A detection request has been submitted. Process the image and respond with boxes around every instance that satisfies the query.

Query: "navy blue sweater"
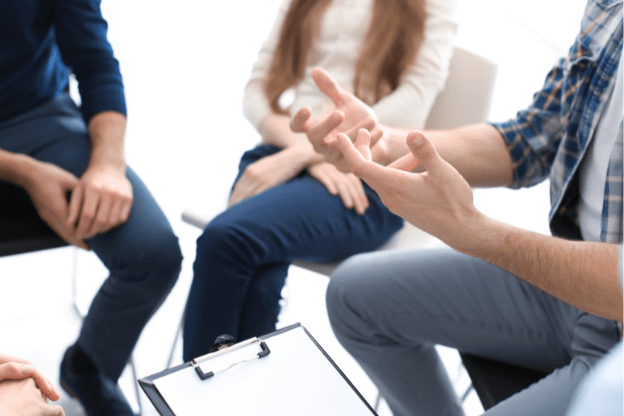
[0,0,126,123]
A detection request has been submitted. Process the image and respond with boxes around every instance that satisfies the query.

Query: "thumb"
[406,131,443,175]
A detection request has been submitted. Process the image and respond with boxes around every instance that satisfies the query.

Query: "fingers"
[290,107,312,133]
[309,165,338,195]
[405,131,443,175]
[40,403,65,416]
[353,128,373,162]
[0,363,59,400]
[388,152,421,172]
[74,187,99,238]
[336,132,366,174]
[311,67,344,106]
[307,111,344,147]
[347,175,369,215]
[66,184,84,231]
[86,193,113,238]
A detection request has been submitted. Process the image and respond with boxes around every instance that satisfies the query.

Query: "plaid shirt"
[492,0,623,244]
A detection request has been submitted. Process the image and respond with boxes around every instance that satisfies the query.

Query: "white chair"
[168,47,497,372]
[180,46,498,276]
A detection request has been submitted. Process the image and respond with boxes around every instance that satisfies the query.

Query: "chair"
[0,181,143,415]
[179,47,547,409]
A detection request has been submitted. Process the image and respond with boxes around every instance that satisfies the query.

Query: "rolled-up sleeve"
[371,0,458,129]
[55,0,126,123]
[491,57,567,189]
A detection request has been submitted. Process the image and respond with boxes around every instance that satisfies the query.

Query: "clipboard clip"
[191,337,271,381]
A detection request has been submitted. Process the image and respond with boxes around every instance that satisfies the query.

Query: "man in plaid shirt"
[291,0,623,414]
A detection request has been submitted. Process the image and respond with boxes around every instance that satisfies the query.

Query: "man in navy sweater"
[0,1,183,415]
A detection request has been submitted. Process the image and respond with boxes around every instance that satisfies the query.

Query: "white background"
[1,0,587,414]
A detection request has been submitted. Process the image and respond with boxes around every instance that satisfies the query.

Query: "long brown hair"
[264,0,427,114]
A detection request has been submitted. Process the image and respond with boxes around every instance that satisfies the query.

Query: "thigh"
[329,248,580,372]
[0,94,178,270]
[212,171,403,265]
[0,93,90,177]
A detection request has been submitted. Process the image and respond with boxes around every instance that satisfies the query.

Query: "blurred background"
[1,0,587,414]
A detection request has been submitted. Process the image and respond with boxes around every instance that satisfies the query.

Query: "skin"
[0,355,59,401]
[0,111,133,249]
[0,355,63,416]
[228,112,369,215]
[0,378,64,416]
[293,67,623,322]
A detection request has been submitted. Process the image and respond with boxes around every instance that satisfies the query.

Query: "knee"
[195,218,255,270]
[134,230,183,290]
[326,255,371,338]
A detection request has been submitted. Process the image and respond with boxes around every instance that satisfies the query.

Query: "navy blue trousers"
[0,94,183,381]
[182,144,403,361]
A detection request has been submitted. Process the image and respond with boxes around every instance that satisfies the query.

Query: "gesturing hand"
[290,67,388,172]
[0,355,59,402]
[22,161,88,250]
[0,378,64,416]
[228,147,307,207]
[67,164,133,239]
[308,162,369,215]
[337,129,481,250]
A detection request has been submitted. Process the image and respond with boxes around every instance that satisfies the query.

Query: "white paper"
[153,327,374,416]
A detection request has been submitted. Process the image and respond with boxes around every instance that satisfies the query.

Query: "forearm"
[260,114,323,167]
[0,150,36,187]
[458,215,623,321]
[87,111,127,172]
[380,124,513,187]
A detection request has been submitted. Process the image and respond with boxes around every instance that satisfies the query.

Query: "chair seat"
[460,353,549,410]
[0,181,66,257]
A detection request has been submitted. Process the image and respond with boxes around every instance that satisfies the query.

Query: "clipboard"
[138,323,378,415]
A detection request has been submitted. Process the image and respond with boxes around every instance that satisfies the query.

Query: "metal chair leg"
[166,312,185,369]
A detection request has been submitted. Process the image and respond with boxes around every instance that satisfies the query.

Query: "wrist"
[9,154,39,189]
[289,142,323,169]
[450,212,505,260]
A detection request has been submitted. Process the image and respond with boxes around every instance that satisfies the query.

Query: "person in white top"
[182,0,457,361]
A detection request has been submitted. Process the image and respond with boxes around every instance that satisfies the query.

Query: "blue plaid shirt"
[492,0,623,244]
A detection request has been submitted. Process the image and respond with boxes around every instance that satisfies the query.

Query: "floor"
[0,0,587,414]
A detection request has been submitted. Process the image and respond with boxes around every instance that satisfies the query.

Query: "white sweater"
[243,0,458,131]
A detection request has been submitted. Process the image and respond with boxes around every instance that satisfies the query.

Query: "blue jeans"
[326,248,618,416]
[182,144,403,361]
[0,93,183,381]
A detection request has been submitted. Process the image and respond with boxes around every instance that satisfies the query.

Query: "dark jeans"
[0,93,183,381]
[182,144,403,361]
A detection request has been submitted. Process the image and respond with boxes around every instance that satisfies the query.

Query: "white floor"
[0,0,587,415]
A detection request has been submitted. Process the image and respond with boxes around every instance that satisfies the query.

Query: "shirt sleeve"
[490,55,567,189]
[55,0,126,123]
[242,0,292,131]
[371,0,458,129]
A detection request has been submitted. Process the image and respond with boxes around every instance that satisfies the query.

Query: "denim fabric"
[182,144,403,361]
[0,93,182,381]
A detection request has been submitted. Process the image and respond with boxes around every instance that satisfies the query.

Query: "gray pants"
[326,248,618,416]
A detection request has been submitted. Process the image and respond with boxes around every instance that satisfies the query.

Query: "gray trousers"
[326,248,618,416]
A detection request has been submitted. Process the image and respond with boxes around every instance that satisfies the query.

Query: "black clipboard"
[138,323,378,415]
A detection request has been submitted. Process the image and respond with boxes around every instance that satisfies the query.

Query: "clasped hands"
[22,159,133,250]
[290,67,482,251]
[0,354,64,416]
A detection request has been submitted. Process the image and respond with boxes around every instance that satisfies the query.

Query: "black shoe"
[59,348,135,416]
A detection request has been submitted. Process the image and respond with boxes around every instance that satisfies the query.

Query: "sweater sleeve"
[242,0,292,131]
[54,0,126,123]
[371,0,458,129]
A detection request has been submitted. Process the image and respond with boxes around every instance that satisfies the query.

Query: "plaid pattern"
[492,0,623,244]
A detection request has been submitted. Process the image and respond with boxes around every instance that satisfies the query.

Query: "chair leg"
[166,312,185,369]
